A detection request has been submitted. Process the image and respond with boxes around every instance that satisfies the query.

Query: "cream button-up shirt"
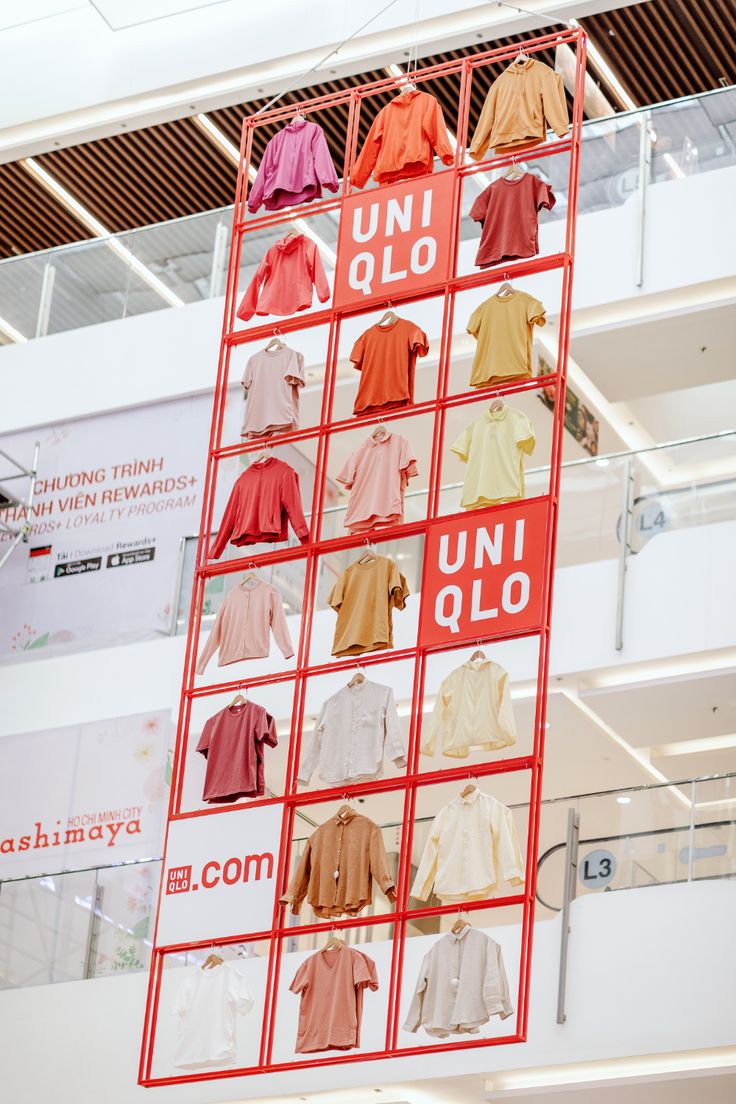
[298,679,407,787]
[411,789,525,903]
[403,925,513,1037]
[421,657,516,758]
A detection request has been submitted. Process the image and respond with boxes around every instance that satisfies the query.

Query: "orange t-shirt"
[350,317,429,415]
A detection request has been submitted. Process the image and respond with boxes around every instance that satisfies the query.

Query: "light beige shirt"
[421,657,516,758]
[195,579,294,674]
[403,925,513,1037]
[411,789,525,903]
[298,679,407,786]
[451,405,535,509]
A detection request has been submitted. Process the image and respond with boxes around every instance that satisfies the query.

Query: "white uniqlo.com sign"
[155,804,282,946]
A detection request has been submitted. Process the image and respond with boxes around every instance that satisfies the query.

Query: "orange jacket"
[352,89,454,188]
[469,57,569,159]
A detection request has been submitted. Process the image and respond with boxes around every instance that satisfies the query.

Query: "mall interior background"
[0,1,735,1102]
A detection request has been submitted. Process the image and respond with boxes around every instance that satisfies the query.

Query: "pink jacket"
[247,119,339,213]
[236,233,331,321]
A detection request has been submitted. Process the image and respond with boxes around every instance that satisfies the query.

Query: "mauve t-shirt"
[196,701,277,803]
[470,173,555,268]
[290,945,378,1053]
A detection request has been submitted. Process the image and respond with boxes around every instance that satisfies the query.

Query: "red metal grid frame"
[139,26,587,1086]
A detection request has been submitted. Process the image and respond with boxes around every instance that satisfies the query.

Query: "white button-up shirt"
[421,657,516,758]
[403,925,513,1037]
[411,789,525,902]
[297,679,407,787]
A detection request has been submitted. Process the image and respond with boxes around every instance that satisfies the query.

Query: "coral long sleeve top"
[352,89,454,188]
[211,456,310,558]
[236,233,330,321]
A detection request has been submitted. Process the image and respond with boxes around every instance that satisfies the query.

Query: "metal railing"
[2,771,733,988]
[0,85,733,345]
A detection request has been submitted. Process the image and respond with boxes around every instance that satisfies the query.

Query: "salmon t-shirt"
[467,290,545,388]
[290,945,378,1053]
[350,317,428,415]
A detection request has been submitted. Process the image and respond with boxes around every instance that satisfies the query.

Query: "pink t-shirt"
[195,700,277,802]
[290,945,378,1053]
[336,431,418,534]
[241,346,305,438]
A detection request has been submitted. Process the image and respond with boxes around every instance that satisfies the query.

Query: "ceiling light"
[650,733,736,759]
[21,158,185,310]
[0,315,27,344]
[595,457,610,467]
[194,113,241,166]
[616,795,631,804]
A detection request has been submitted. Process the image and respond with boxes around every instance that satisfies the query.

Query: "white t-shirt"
[172,962,254,1068]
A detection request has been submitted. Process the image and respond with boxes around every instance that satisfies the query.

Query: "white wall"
[3,165,735,437]
[1,881,733,1103]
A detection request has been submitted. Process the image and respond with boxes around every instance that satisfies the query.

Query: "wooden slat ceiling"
[0,0,734,260]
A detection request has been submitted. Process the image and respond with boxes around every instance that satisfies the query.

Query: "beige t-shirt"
[450,406,535,509]
[467,290,545,387]
[327,554,409,657]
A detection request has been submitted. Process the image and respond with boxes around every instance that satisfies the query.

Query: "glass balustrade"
[0,87,733,345]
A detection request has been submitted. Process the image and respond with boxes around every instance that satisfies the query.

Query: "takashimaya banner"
[0,393,240,659]
[0,709,173,878]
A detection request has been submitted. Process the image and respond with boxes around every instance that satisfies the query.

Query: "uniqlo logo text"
[166,865,192,894]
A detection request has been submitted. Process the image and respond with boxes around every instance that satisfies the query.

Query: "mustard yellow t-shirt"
[327,554,409,657]
[466,290,546,388]
[450,406,535,509]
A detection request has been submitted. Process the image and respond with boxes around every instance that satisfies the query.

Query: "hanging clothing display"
[469,56,569,159]
[290,944,378,1053]
[236,233,330,321]
[336,431,418,534]
[172,962,254,1068]
[298,679,406,787]
[240,346,305,439]
[195,579,294,673]
[247,118,339,213]
[328,554,409,657]
[352,88,454,188]
[411,787,525,903]
[196,699,277,802]
[281,806,396,918]
[467,290,546,388]
[350,316,429,415]
[470,174,555,268]
[421,656,516,758]
[210,456,309,557]
[403,925,513,1037]
[450,405,535,509]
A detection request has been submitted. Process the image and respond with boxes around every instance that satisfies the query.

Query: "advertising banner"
[0,709,172,878]
[156,805,282,946]
[0,394,239,660]
[333,171,455,308]
[419,500,548,648]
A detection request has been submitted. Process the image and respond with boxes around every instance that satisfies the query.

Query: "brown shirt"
[290,945,378,1053]
[328,554,409,658]
[350,317,428,416]
[281,808,396,918]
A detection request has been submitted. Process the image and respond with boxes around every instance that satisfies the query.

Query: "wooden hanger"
[469,646,487,663]
[292,108,306,123]
[377,303,398,327]
[265,328,285,352]
[489,394,505,413]
[336,793,354,818]
[515,46,530,64]
[230,683,247,708]
[357,540,377,565]
[504,157,525,181]
[201,947,224,970]
[451,910,470,935]
[253,445,271,463]
[460,776,478,799]
[324,927,345,950]
[372,422,389,441]
[497,273,515,298]
[241,562,259,587]
[282,228,299,240]
[348,664,366,688]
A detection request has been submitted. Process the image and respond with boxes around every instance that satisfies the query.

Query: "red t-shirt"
[469,173,555,268]
[196,701,277,802]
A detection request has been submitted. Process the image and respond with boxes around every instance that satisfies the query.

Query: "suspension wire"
[493,0,575,29]
[255,0,404,114]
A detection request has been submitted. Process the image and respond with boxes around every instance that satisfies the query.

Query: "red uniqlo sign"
[419,500,548,648]
[333,171,455,308]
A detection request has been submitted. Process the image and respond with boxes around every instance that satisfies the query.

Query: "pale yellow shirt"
[451,405,535,509]
[467,290,545,387]
[421,657,516,758]
[411,789,525,903]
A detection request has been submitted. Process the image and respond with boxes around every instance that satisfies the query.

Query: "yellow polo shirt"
[450,406,535,509]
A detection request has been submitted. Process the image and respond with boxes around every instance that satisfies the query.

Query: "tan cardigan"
[469,57,569,159]
[281,808,396,918]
